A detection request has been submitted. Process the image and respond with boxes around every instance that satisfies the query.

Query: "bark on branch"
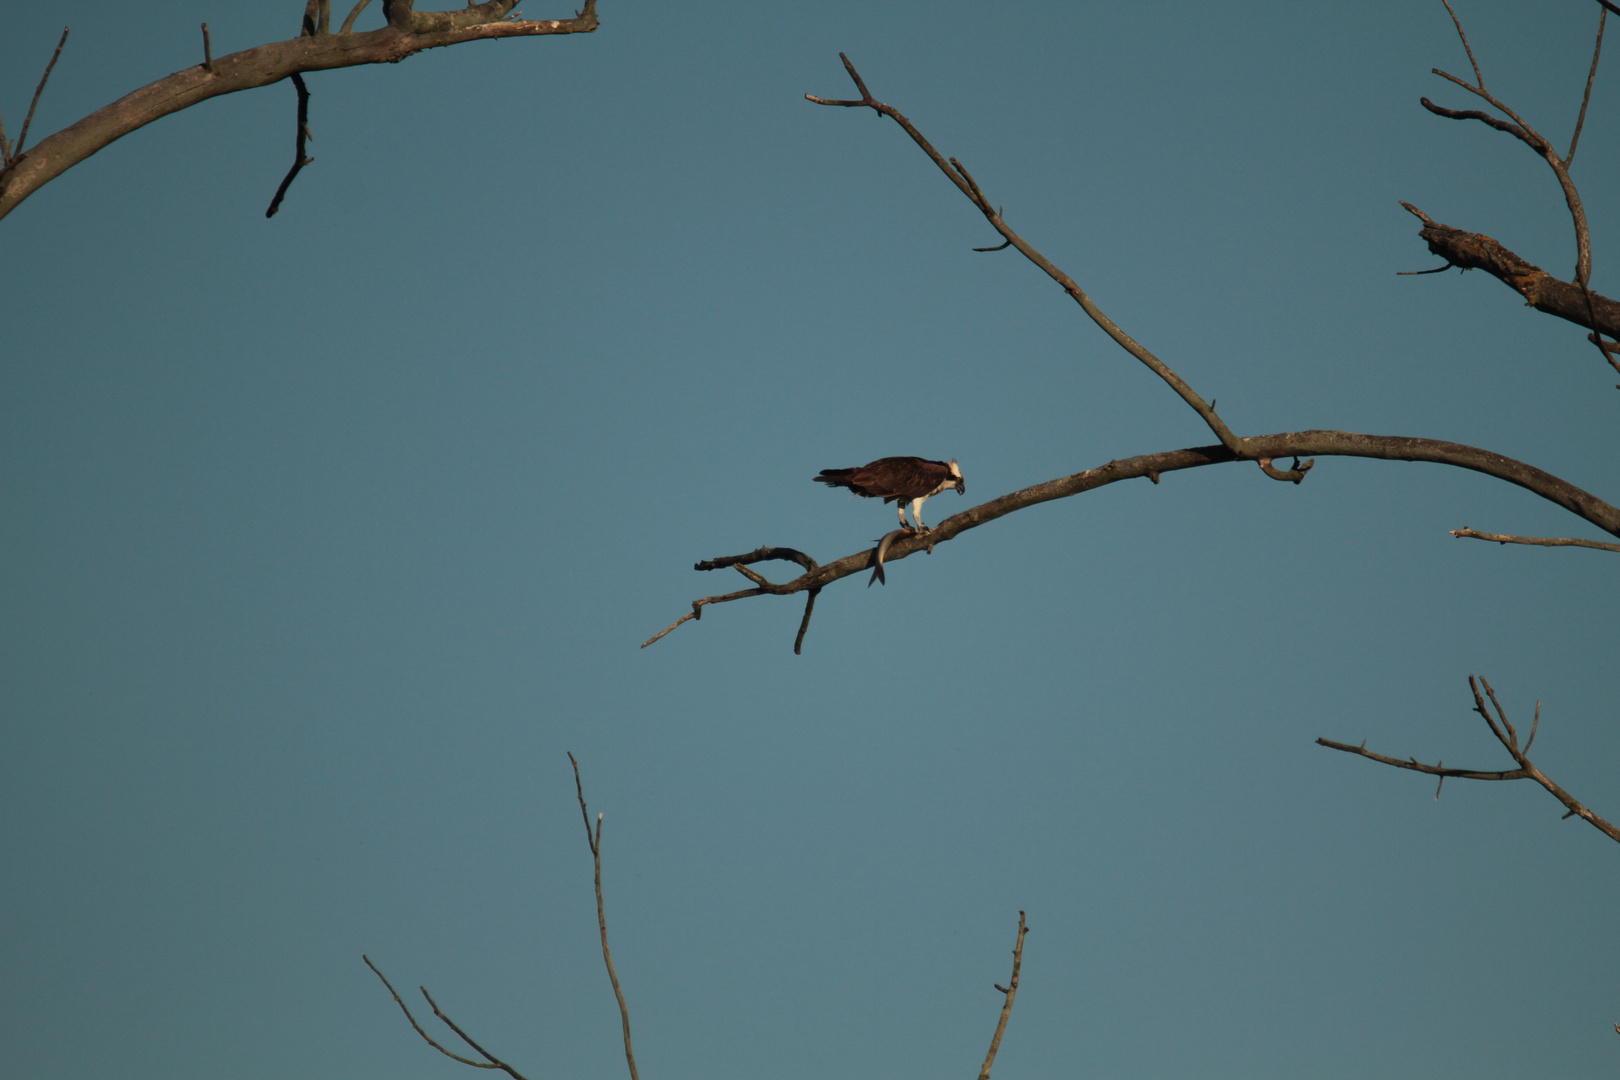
[1401,203,1620,340]
[0,0,599,222]
[646,431,1620,652]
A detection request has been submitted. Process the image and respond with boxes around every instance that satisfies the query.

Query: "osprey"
[813,456,965,531]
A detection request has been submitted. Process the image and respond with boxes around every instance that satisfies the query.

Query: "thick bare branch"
[0,2,599,222]
[977,912,1027,1080]
[1318,677,1620,846]
[1400,203,1620,341]
[568,753,640,1080]
[807,55,1245,457]
[1450,527,1620,553]
[648,431,1620,651]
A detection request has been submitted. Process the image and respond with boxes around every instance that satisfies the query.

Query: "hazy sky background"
[4,2,1618,1078]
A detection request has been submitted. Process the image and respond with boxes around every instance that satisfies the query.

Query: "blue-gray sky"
[4,2,1618,1077]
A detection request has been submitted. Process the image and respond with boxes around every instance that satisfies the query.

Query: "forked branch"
[1318,676,1620,845]
[366,754,642,1079]
[364,955,532,1078]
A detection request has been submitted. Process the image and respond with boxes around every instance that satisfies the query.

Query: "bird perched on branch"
[813,456,965,531]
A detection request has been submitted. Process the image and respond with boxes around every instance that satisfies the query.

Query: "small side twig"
[569,753,641,1080]
[793,586,822,655]
[1397,262,1454,276]
[363,955,531,1078]
[1317,676,1620,845]
[977,912,1028,1080]
[13,26,71,162]
[1257,456,1314,484]
[1440,0,1485,87]
[265,73,314,218]
[201,23,216,74]
[1450,526,1620,553]
[340,0,375,35]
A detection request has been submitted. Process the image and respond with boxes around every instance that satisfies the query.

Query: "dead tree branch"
[363,955,532,1078]
[366,755,641,1079]
[1318,676,1620,845]
[0,1,600,222]
[1450,526,1620,553]
[977,912,1028,1080]
[807,55,1251,463]
[569,753,641,1080]
[1,26,71,170]
[647,431,1620,652]
[1411,4,1619,376]
[1399,203,1620,341]
[265,73,314,217]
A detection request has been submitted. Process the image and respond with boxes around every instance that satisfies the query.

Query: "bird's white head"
[948,459,965,495]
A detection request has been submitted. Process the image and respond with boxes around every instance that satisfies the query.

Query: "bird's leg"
[909,496,930,532]
[896,503,912,530]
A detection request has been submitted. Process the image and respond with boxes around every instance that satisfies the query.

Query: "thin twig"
[1450,526,1620,552]
[568,754,641,1080]
[977,912,1028,1080]
[1568,5,1606,165]
[421,987,520,1073]
[1441,0,1485,88]
[201,24,216,74]
[1318,676,1620,845]
[265,73,314,218]
[807,54,1244,457]
[793,586,821,654]
[15,27,70,160]
[362,955,527,1076]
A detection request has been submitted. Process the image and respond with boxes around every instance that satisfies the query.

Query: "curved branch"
[647,431,1620,650]
[0,1,599,222]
